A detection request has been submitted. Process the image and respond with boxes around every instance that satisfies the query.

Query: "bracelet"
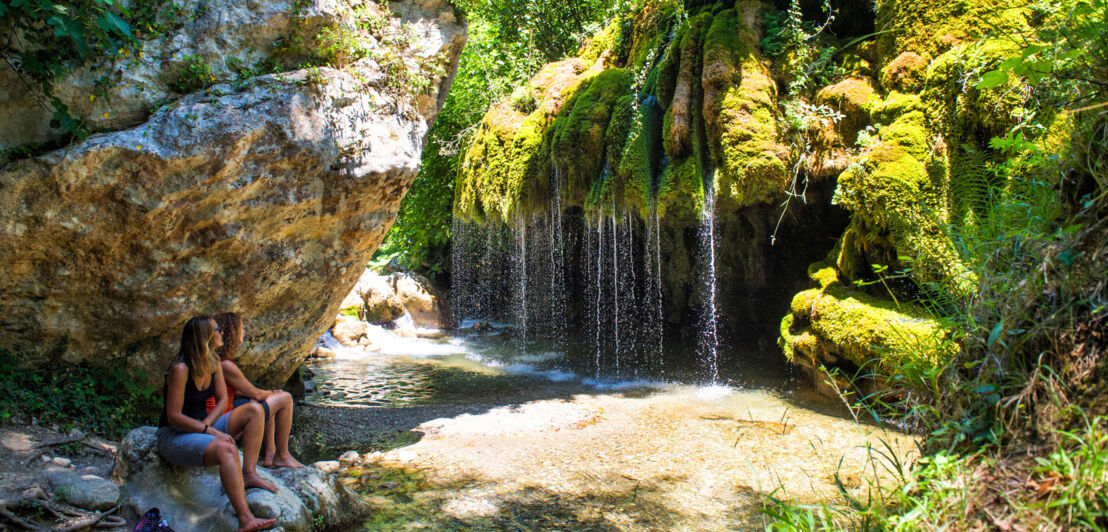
[202,424,210,434]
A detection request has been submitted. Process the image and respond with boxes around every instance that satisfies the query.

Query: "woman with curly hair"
[157,316,277,532]
[208,312,303,469]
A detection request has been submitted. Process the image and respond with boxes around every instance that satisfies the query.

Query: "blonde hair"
[176,315,218,379]
[213,312,243,361]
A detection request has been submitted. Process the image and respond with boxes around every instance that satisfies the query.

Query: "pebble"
[52,457,72,467]
[378,481,399,490]
[312,460,341,474]
[338,450,359,465]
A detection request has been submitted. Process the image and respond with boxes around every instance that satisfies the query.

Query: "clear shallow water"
[304,321,820,410]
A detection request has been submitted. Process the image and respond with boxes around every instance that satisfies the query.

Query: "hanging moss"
[549,68,635,209]
[815,77,880,146]
[454,102,528,222]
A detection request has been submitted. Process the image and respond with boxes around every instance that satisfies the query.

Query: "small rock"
[45,470,119,511]
[311,346,336,359]
[52,457,72,467]
[338,451,359,466]
[313,461,341,474]
[41,454,52,463]
[338,477,359,487]
[378,481,399,490]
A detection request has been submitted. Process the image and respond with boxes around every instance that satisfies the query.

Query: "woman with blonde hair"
[209,312,303,469]
[157,316,278,532]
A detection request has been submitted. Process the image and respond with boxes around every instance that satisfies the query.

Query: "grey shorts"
[156,412,231,467]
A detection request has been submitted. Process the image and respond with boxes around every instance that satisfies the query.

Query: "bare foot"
[243,473,279,493]
[237,516,277,532]
[262,451,276,468]
[271,454,305,469]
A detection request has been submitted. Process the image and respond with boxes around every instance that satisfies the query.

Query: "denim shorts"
[155,412,231,467]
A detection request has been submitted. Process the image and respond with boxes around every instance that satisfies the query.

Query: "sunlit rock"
[0,0,466,386]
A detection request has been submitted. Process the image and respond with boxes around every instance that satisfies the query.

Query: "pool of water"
[303,320,822,410]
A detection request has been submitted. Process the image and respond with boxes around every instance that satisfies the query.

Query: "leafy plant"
[1,0,141,142]
[167,54,214,94]
[0,351,157,437]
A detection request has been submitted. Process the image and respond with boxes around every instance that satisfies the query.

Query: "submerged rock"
[114,427,368,531]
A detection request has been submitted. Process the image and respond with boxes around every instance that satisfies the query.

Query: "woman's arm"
[205,363,229,425]
[221,359,272,401]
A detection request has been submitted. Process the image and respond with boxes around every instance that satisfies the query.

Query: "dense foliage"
[376,0,633,275]
[0,352,157,437]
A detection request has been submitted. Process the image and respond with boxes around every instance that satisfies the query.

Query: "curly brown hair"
[213,312,243,361]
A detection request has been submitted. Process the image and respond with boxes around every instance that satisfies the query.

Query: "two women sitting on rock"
[157,314,302,532]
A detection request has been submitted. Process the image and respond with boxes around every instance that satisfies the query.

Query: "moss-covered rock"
[875,0,1030,66]
[780,262,958,375]
[880,51,927,92]
[815,77,880,146]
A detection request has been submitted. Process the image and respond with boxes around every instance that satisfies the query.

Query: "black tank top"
[158,368,216,427]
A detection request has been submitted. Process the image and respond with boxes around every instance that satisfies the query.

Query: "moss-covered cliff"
[451,0,1069,388]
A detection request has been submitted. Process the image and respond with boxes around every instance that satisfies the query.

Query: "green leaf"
[987,321,1004,347]
[97,11,134,41]
[975,70,1008,89]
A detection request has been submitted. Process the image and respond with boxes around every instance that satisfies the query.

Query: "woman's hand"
[209,428,235,444]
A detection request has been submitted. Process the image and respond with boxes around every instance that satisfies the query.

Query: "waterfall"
[697,187,721,382]
[449,191,673,381]
[514,216,529,347]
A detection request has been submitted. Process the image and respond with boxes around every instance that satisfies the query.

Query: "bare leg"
[264,391,303,468]
[262,401,276,467]
[203,439,276,532]
[227,402,278,492]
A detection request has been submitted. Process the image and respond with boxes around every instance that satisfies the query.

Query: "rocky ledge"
[114,427,369,531]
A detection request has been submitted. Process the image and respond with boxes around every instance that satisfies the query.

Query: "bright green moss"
[869,91,925,125]
[550,68,634,208]
[875,0,1031,65]
[815,77,880,145]
[339,305,361,318]
[579,17,626,67]
[656,156,704,222]
[783,285,958,370]
[878,110,930,158]
[807,262,841,289]
[454,102,527,222]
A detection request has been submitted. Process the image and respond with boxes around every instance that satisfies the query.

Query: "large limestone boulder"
[0,0,466,386]
[114,427,368,531]
[331,316,368,347]
[388,272,450,329]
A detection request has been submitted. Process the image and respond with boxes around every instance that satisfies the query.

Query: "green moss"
[783,285,958,370]
[579,17,626,67]
[550,68,634,208]
[815,77,880,146]
[880,51,927,92]
[339,306,361,318]
[869,91,925,125]
[656,156,705,222]
[807,262,841,289]
[875,0,1031,66]
[454,102,527,222]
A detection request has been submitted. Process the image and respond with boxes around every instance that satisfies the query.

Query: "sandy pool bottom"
[342,385,916,530]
